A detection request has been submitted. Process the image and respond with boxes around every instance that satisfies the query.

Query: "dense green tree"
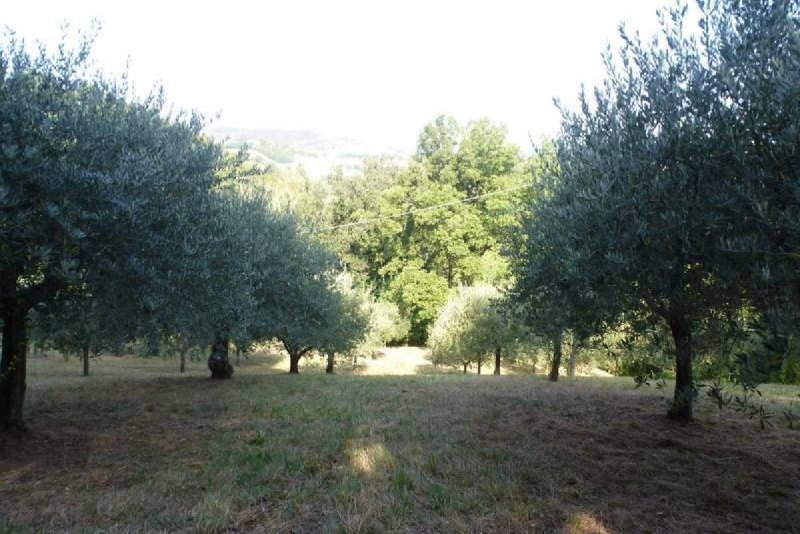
[316,158,402,280]
[361,299,409,350]
[321,273,375,373]
[705,0,800,326]
[508,143,602,382]
[320,117,528,343]
[388,262,450,344]
[325,292,411,373]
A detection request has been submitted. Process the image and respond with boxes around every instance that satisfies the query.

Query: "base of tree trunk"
[667,403,693,421]
[208,356,234,379]
[667,311,694,421]
[1,308,29,428]
[0,420,28,433]
[208,335,233,379]
[667,385,694,421]
[289,355,300,374]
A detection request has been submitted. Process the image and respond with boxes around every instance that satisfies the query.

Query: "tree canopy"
[0,31,224,425]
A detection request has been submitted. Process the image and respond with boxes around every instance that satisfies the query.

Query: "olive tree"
[430,285,530,375]
[158,186,271,378]
[0,31,222,427]
[29,281,133,376]
[509,143,604,382]
[254,229,368,374]
[708,0,800,331]
[321,273,372,374]
[511,0,799,420]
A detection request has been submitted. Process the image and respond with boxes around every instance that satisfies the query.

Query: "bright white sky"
[3,0,665,152]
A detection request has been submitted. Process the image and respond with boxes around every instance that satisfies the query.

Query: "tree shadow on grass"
[0,373,249,530]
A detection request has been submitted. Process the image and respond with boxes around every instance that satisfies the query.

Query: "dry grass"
[1,353,799,533]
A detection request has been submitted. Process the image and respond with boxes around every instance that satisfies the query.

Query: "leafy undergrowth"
[1,355,799,533]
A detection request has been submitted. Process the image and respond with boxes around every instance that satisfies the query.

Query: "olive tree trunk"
[282,341,312,374]
[0,306,28,428]
[326,352,335,374]
[82,342,90,377]
[208,334,233,379]
[289,351,300,374]
[549,331,563,382]
[667,311,693,421]
[463,362,468,374]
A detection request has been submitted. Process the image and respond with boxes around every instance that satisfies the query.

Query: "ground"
[1,350,799,533]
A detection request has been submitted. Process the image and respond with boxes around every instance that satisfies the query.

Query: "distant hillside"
[206,127,409,180]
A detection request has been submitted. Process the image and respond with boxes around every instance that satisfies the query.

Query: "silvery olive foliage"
[0,29,224,424]
[0,28,367,423]
[510,0,800,420]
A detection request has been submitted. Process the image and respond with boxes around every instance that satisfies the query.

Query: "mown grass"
[1,353,799,533]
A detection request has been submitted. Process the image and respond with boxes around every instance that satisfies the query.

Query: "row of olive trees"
[0,31,369,428]
[509,0,800,421]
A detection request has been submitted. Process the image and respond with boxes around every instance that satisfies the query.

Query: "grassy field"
[1,352,799,533]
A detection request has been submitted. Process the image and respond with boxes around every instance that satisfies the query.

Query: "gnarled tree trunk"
[326,352,335,374]
[463,362,468,374]
[282,341,312,374]
[289,351,300,374]
[494,347,501,375]
[549,331,563,382]
[477,359,482,375]
[208,334,233,379]
[667,311,693,421]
